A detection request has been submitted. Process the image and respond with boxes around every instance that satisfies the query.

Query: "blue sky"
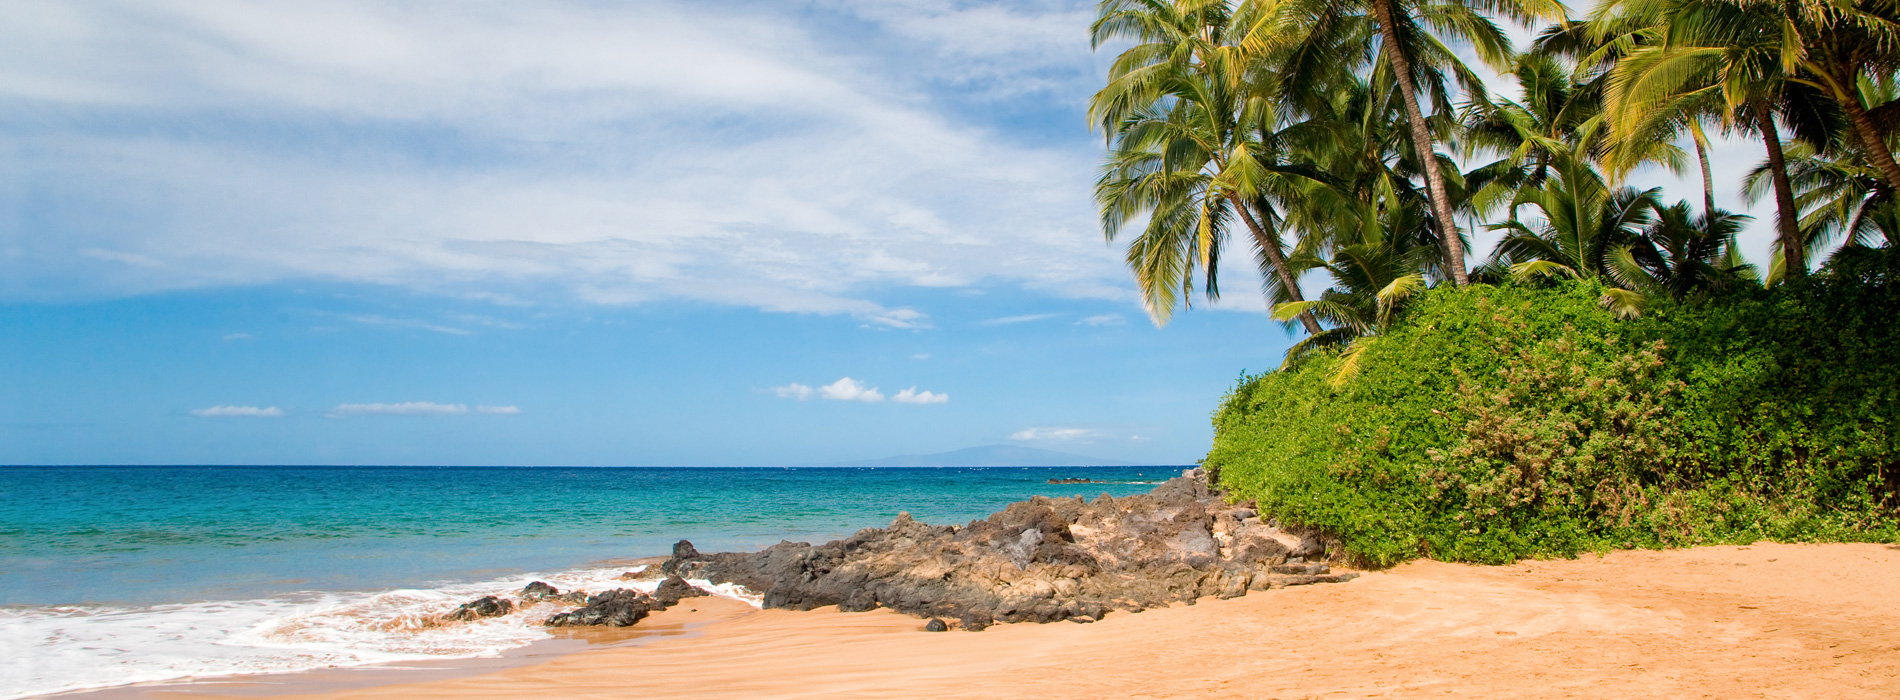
[0,0,1778,465]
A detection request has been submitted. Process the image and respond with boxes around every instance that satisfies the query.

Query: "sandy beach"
[109,541,1896,700]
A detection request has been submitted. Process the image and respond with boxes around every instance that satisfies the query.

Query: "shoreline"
[44,541,1900,699]
[47,597,761,700]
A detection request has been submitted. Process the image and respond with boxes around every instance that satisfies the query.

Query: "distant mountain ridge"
[809,444,1133,467]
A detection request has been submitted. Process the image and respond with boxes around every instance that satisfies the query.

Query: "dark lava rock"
[924,617,948,632]
[661,540,707,576]
[523,581,590,605]
[443,595,514,621]
[546,589,651,627]
[959,611,993,631]
[653,576,710,607]
[659,471,1354,630]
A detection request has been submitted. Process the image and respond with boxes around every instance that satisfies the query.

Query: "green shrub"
[1207,249,1900,566]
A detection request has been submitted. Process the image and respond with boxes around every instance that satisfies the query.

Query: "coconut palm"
[1744,143,1896,264]
[1243,0,1568,286]
[1605,200,1757,297]
[1533,15,1721,213]
[1485,145,1665,314]
[1270,209,1438,383]
[1602,16,1816,276]
[1091,0,1323,332]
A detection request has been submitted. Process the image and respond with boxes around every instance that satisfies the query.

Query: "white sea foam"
[0,566,758,700]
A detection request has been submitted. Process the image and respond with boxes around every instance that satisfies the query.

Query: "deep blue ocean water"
[0,465,1176,607]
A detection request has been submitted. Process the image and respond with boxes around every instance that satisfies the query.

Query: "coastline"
[48,596,760,700]
[57,541,1900,699]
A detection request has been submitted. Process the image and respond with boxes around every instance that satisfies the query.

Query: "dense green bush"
[1206,248,1900,566]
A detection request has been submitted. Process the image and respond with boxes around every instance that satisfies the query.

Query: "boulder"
[653,576,710,607]
[924,618,948,632]
[522,581,590,604]
[546,589,651,627]
[443,595,513,621]
[660,540,706,576]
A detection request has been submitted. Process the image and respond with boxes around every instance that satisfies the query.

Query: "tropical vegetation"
[1088,0,1900,563]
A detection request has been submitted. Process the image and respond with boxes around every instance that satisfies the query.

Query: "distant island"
[807,444,1136,468]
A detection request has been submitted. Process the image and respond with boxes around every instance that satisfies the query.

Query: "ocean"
[0,465,1176,699]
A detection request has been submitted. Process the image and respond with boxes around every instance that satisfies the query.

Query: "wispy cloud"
[329,401,518,416]
[191,405,283,417]
[818,377,884,403]
[892,387,948,404]
[865,308,932,330]
[0,0,1130,312]
[979,313,1059,326]
[774,383,815,400]
[1010,426,1096,441]
[222,332,255,341]
[339,314,472,336]
[1076,314,1125,326]
[332,402,468,416]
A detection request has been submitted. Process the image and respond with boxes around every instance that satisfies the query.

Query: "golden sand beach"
[115,542,1900,700]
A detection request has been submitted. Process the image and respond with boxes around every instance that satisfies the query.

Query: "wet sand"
[128,542,1900,699]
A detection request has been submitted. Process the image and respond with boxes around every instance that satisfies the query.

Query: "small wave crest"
[0,566,758,700]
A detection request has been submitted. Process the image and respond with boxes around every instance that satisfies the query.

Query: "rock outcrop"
[546,589,651,627]
[521,581,590,604]
[543,575,710,628]
[664,469,1354,630]
[441,595,514,621]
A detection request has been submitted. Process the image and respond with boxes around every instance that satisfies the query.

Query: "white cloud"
[774,383,814,400]
[1010,426,1096,441]
[0,0,1130,314]
[910,353,930,360]
[476,405,521,414]
[892,387,949,404]
[331,401,469,416]
[1076,314,1124,326]
[979,313,1059,326]
[817,377,884,402]
[864,308,932,330]
[191,405,283,417]
[339,313,471,335]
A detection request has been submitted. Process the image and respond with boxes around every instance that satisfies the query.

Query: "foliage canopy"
[1206,249,1900,566]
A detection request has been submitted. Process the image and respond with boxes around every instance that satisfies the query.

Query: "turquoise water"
[0,466,1173,607]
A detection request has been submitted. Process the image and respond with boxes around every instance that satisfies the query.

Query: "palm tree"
[1601,5,1818,276]
[1270,171,1440,379]
[1534,15,1721,213]
[1744,143,1896,264]
[1485,145,1664,313]
[1091,0,1323,332]
[1244,0,1568,285]
[1605,200,1757,297]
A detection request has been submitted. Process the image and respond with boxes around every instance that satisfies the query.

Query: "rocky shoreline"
[453,469,1355,631]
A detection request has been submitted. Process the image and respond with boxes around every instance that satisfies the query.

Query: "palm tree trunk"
[1760,117,1806,277]
[1229,194,1323,335]
[1688,119,1716,214]
[1370,0,1468,286]
[1838,94,1900,194]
